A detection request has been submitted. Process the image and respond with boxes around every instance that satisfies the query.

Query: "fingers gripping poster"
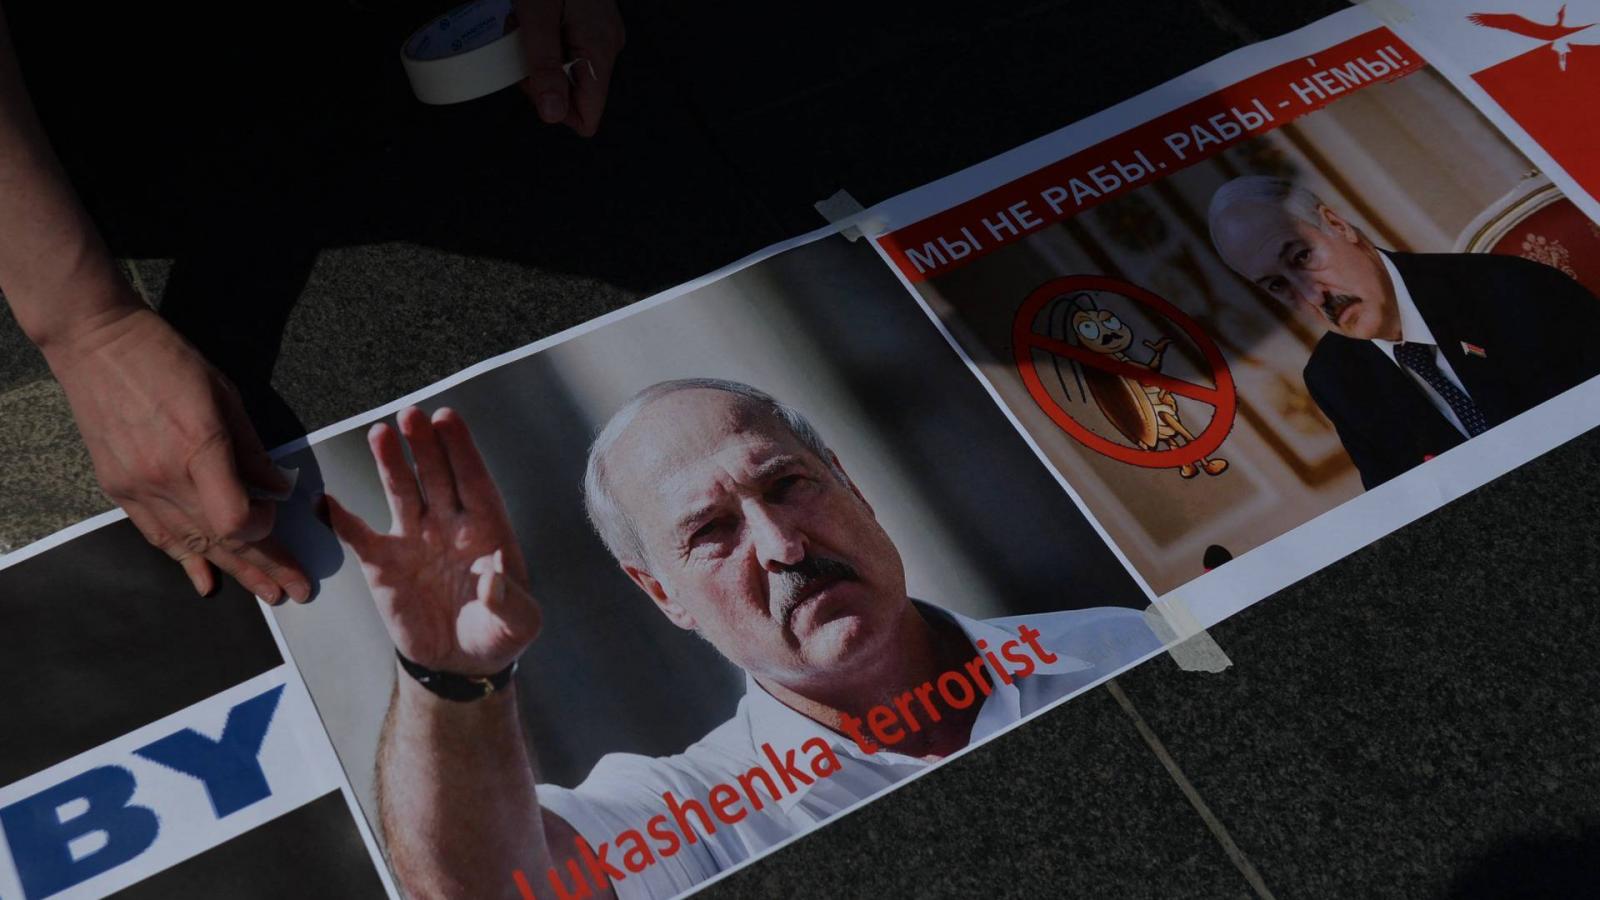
[3,6,1599,899]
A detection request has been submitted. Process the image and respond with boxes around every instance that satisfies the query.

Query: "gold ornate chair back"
[1454,173,1600,298]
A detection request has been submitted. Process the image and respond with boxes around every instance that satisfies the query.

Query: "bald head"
[582,378,911,686]
[1206,176,1400,341]
[1207,176,1332,272]
[583,379,842,566]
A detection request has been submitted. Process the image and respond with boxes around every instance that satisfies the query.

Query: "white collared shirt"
[537,602,1159,899]
[1371,253,1474,437]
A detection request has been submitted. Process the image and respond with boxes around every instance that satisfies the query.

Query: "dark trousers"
[9,2,435,446]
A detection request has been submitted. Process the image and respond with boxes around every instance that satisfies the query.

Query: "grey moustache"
[773,556,860,625]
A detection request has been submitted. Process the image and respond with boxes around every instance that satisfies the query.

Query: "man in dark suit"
[1207,176,1600,490]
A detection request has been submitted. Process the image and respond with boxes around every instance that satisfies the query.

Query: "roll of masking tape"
[401,0,528,105]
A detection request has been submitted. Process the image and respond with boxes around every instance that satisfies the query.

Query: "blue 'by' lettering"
[0,685,284,898]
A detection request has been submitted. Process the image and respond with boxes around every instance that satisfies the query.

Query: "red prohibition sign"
[1012,275,1236,468]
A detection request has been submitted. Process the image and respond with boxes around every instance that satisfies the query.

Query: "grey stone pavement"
[3,0,1598,896]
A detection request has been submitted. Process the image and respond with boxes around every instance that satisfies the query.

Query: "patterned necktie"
[1393,341,1488,437]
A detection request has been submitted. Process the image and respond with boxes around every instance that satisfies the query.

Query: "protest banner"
[3,6,1597,897]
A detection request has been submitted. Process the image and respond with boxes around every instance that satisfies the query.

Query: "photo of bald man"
[319,379,1159,900]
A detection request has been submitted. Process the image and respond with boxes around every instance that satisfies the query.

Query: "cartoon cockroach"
[1049,292,1228,479]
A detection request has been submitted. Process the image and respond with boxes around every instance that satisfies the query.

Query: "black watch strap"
[396,650,518,702]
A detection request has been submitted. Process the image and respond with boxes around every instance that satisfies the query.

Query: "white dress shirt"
[1371,253,1475,437]
[537,602,1160,899]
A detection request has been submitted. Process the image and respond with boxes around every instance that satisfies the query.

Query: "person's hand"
[44,306,308,602]
[514,0,625,137]
[320,406,542,677]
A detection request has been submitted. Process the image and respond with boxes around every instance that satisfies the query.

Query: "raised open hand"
[320,406,541,677]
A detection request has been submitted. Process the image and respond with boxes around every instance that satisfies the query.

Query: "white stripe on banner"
[0,667,343,900]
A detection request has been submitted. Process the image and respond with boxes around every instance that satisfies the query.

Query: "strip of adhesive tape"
[813,189,888,242]
[1143,599,1232,673]
[1359,0,1417,26]
[401,0,528,105]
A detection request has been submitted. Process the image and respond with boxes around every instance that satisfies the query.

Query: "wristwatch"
[396,650,518,702]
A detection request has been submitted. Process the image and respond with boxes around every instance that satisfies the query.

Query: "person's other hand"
[45,306,308,603]
[514,0,625,137]
[321,406,542,676]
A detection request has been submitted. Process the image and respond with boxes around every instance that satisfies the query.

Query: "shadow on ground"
[1447,820,1600,899]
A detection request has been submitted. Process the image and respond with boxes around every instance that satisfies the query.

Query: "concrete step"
[0,377,109,555]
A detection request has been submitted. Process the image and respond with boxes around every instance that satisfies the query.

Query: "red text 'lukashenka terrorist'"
[515,625,1061,899]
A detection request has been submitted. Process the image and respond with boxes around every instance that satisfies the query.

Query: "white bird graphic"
[1468,4,1600,70]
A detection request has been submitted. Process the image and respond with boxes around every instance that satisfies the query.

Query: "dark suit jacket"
[1304,251,1600,490]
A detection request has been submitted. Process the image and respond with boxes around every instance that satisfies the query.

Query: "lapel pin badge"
[1460,341,1488,359]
